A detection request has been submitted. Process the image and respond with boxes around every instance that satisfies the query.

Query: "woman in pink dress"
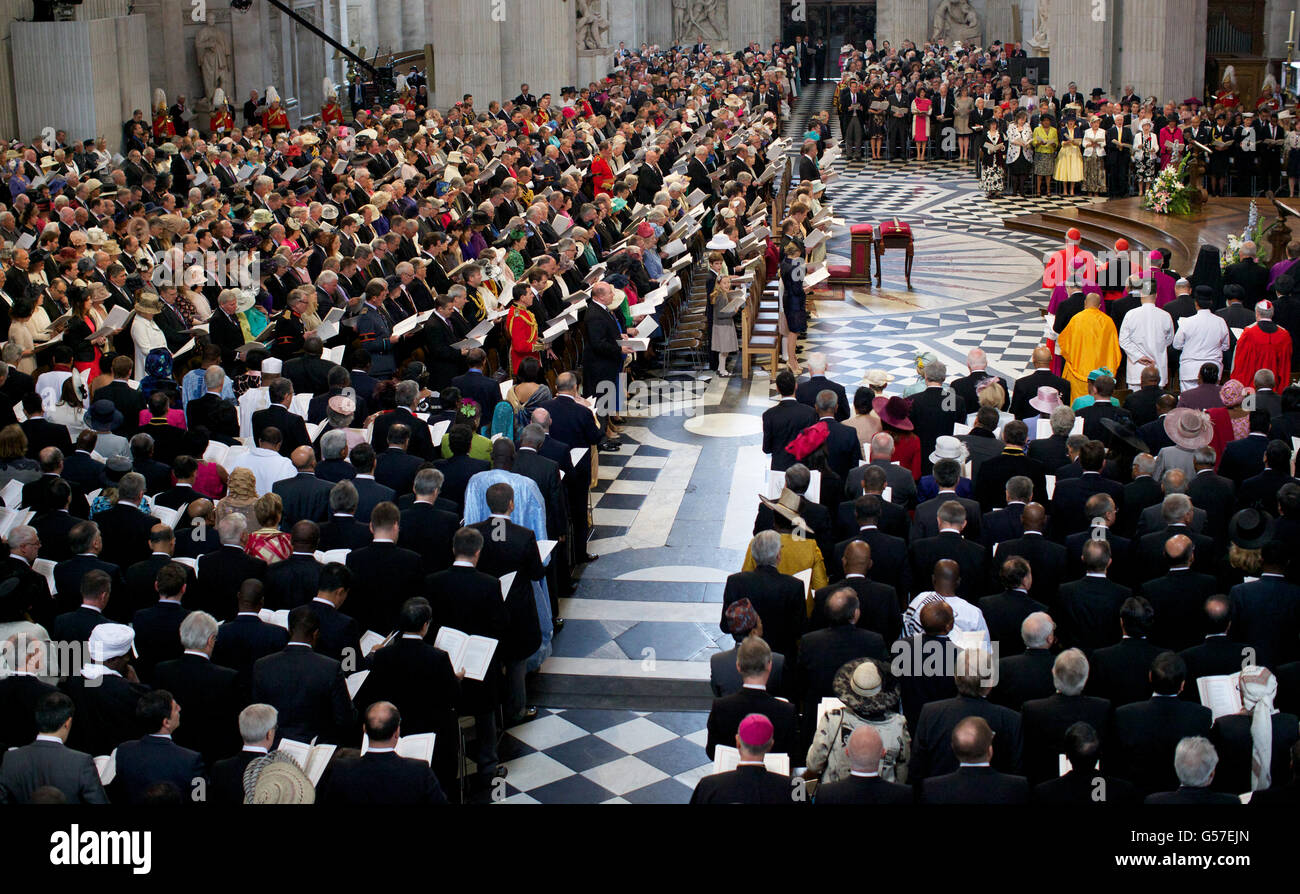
[1158,121,1184,169]
[911,88,933,161]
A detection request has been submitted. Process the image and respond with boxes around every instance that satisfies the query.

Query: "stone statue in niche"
[673,0,727,45]
[195,24,233,105]
[576,0,611,51]
[1027,0,1051,55]
[931,0,982,47]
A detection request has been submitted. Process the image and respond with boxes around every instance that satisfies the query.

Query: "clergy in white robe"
[1171,298,1231,391]
[1117,293,1175,387]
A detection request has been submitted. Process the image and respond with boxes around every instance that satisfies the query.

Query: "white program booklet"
[361,731,435,766]
[433,626,498,681]
[1197,673,1243,721]
[498,571,517,602]
[345,670,370,700]
[313,548,351,565]
[94,750,117,785]
[711,745,790,776]
[277,738,337,786]
[537,540,557,565]
[32,558,57,596]
[0,477,24,509]
[258,608,290,629]
[0,507,34,538]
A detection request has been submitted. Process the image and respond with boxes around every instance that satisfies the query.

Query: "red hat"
[1258,299,1273,312]
[785,421,829,461]
[1114,238,1129,252]
[738,714,774,747]
[873,395,914,430]
[1066,227,1081,242]
[635,222,655,238]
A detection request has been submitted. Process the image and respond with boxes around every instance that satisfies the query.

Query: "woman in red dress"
[873,395,922,480]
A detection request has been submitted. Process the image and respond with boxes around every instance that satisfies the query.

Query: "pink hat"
[635,222,655,238]
[1149,250,1162,263]
[737,714,774,747]
[562,106,577,119]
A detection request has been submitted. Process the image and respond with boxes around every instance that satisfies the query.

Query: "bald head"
[1165,533,1194,567]
[845,725,884,773]
[1021,502,1047,532]
[952,716,995,764]
[932,559,960,595]
[842,540,871,575]
[1084,292,1103,309]
[1031,345,1053,369]
[290,446,316,470]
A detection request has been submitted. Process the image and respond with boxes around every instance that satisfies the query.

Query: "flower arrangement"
[1221,199,1268,270]
[1141,154,1198,216]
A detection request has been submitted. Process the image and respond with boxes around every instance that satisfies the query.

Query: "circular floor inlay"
[682,413,764,437]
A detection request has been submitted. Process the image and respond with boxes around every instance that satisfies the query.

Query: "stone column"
[729,0,780,52]
[402,0,425,50]
[230,1,267,108]
[875,0,928,48]
[1049,0,1115,95]
[501,0,577,103]
[984,0,1017,45]
[375,0,402,52]
[1119,0,1207,105]
[433,0,503,109]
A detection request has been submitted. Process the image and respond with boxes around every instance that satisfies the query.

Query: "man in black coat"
[90,473,158,571]
[1223,248,1269,308]
[0,691,107,804]
[1021,648,1116,784]
[911,654,1025,782]
[281,336,335,397]
[261,523,324,611]
[110,691,206,805]
[1187,451,1236,545]
[347,445,396,524]
[450,351,502,422]
[1086,597,1169,708]
[908,362,967,475]
[152,611,241,765]
[1137,534,1219,651]
[794,355,849,420]
[1229,542,1300,669]
[60,627,149,758]
[1033,720,1138,803]
[813,725,914,805]
[973,423,1048,512]
[721,535,806,662]
[814,542,900,640]
[121,525,196,621]
[951,351,1009,413]
[1180,596,1252,697]
[904,505,988,600]
[1011,347,1071,419]
[979,556,1049,659]
[374,424,425,497]
[514,424,568,552]
[807,389,861,482]
[212,580,289,699]
[19,395,73,458]
[1122,366,1166,427]
[1110,652,1213,794]
[795,589,886,725]
[918,717,1030,804]
[830,494,907,597]
[979,479,1030,551]
[318,482,374,551]
[251,379,310,458]
[762,370,818,472]
[704,636,799,760]
[49,522,121,616]
[0,636,57,752]
[196,515,268,621]
[691,714,798,805]
[185,368,240,445]
[1058,540,1132,651]
[130,562,192,684]
[250,605,357,745]
[273,448,334,526]
[321,702,448,805]
[1051,440,1125,538]
[50,569,114,646]
[581,283,632,448]
[209,703,279,804]
[398,469,459,574]
[911,459,983,543]
[344,501,423,635]
[1218,416,1270,487]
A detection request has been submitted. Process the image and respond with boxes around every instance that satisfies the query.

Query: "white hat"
[213,87,227,107]
[323,77,337,102]
[929,435,969,465]
[266,85,281,105]
[705,234,736,251]
[89,623,135,662]
[262,357,284,375]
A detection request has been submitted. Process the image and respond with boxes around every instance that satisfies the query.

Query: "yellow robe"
[741,532,829,615]
[1058,307,1121,403]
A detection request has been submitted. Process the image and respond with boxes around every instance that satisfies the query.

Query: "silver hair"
[395,379,419,407]
[321,429,347,460]
[329,480,359,513]
[1050,406,1076,437]
[117,472,145,502]
[1193,446,1216,466]
[806,352,827,374]
[870,432,894,457]
[178,611,218,650]
[922,359,947,383]
[204,365,225,390]
[1160,470,1188,494]
[217,513,247,544]
[1161,493,1193,524]
[7,525,38,550]
[520,423,546,448]
[1254,368,1275,389]
[1133,453,1156,477]
[1021,611,1054,649]
[750,530,782,567]
[238,703,278,745]
[1052,648,1090,695]
[814,389,838,414]
[1173,736,1219,788]
[414,468,444,496]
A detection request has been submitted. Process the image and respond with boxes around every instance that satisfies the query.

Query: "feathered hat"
[266,85,281,105]
[323,77,337,102]
[212,87,227,108]
[396,74,409,93]
[154,88,167,112]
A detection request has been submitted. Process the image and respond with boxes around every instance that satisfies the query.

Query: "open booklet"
[94,750,117,785]
[277,738,337,786]
[0,477,24,509]
[1197,672,1243,721]
[498,571,517,602]
[0,507,35,539]
[432,626,498,681]
[361,730,435,765]
[711,745,790,776]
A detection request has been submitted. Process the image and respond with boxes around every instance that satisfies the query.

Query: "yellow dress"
[1054,126,1085,182]
[741,532,829,615]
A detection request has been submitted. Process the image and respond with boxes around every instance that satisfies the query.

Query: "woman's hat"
[1219,379,1247,408]
[84,399,123,432]
[860,369,893,388]
[134,293,164,314]
[1028,385,1064,415]
[251,208,275,226]
[929,434,969,465]
[1229,508,1274,549]
[235,291,256,313]
[245,753,315,804]
[833,657,899,716]
[320,204,338,220]
[1163,407,1214,450]
[1100,417,1149,454]
[758,486,806,528]
[705,233,735,251]
[872,395,913,430]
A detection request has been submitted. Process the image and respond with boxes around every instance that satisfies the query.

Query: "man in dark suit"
[121,523,196,619]
[974,422,1048,511]
[88,472,159,573]
[762,370,819,472]
[1137,534,1219,651]
[1134,493,1216,581]
[130,561,192,683]
[978,557,1049,659]
[398,469,459,574]
[344,501,423,635]
[1063,494,1133,585]
[304,562,365,668]
[370,381,436,461]
[347,445,396,524]
[374,424,425,497]
[905,503,988,599]
[261,522,324,611]
[952,352,1009,413]
[1120,454,1164,537]
[1033,720,1139,803]
[451,350,501,422]
[1144,735,1242,803]
[251,379,310,458]
[1180,596,1251,696]
[433,428,491,509]
[1238,439,1300,517]
[186,366,240,444]
[212,580,289,700]
[318,481,374,552]
[1110,652,1213,794]
[423,294,470,390]
[281,336,335,397]
[979,478,1031,551]
[813,725,914,805]
[1186,450,1236,545]
[1223,245,1270,307]
[831,494,907,596]
[1219,414,1270,487]
[58,623,148,757]
[1058,540,1132,651]
[1052,440,1125,538]
[794,355,849,420]
[273,447,334,526]
[18,394,73,458]
[909,362,966,475]
[795,590,886,725]
[1019,647,1116,782]
[1011,347,1071,419]
[1229,542,1300,669]
[111,690,206,805]
[919,716,1030,804]
[1123,366,1167,427]
[721,532,807,661]
[581,283,631,448]
[1086,597,1169,708]
[61,432,109,494]
[196,515,268,620]
[911,659,1024,782]
[321,701,448,805]
[0,691,108,804]
[152,610,241,765]
[691,713,798,805]
[704,636,799,760]
[209,703,279,804]
[50,568,114,646]
[250,605,357,745]
[911,459,983,542]
[1026,418,1072,474]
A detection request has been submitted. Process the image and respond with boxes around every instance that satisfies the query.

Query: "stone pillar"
[433,0,503,109]
[876,0,928,48]
[1119,0,1207,105]
[501,0,577,103]
[230,4,267,108]
[402,0,425,50]
[984,0,1017,45]
[729,0,780,52]
[1050,0,1115,95]
[645,0,673,48]
[375,0,402,52]
[608,0,642,52]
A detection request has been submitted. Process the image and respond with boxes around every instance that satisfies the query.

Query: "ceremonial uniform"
[263,105,289,135]
[507,304,540,375]
[354,301,398,377]
[210,108,233,135]
[270,308,306,360]
[153,111,175,141]
[321,102,344,126]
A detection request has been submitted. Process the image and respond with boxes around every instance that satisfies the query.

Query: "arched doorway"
[782,0,876,81]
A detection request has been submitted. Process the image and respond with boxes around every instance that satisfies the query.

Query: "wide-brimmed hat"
[705,234,735,251]
[134,293,164,314]
[320,204,338,220]
[1101,417,1149,454]
[1028,385,1064,415]
[251,208,275,226]
[84,399,123,431]
[1229,508,1274,549]
[833,657,899,716]
[245,752,315,804]
[758,486,806,529]
[929,435,969,465]
[872,395,913,430]
[1163,407,1213,450]
[860,369,893,388]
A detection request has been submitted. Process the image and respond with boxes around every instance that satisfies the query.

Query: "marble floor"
[508,82,1082,803]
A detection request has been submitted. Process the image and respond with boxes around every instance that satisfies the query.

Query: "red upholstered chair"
[830,223,873,285]
[874,219,914,288]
